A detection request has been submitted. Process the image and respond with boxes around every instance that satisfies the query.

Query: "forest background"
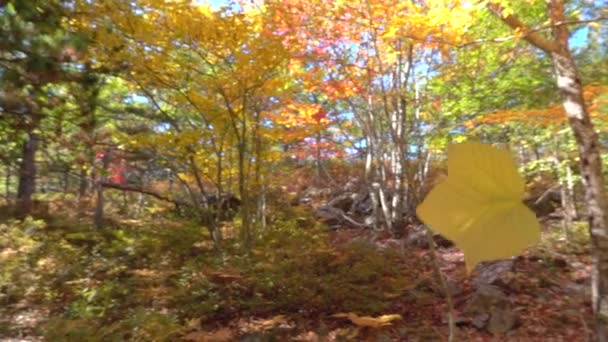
[1,0,607,340]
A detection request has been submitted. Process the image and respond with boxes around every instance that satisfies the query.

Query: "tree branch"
[487,2,559,53]
[100,181,190,207]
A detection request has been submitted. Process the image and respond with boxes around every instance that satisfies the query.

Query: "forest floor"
[0,203,594,341]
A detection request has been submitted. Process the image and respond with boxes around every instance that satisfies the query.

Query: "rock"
[406,227,429,248]
[434,235,454,248]
[314,205,343,228]
[564,282,592,303]
[524,187,561,218]
[297,187,332,205]
[466,284,508,311]
[315,206,362,227]
[487,307,518,334]
[446,279,464,297]
[465,284,517,334]
[471,313,490,330]
[406,226,453,249]
[327,193,355,212]
[352,193,373,216]
[473,259,515,288]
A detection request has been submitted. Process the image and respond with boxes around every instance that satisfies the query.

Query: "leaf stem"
[425,226,456,342]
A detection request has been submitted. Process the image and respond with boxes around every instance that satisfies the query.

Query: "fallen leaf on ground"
[253,314,291,330]
[332,312,402,328]
[183,328,233,342]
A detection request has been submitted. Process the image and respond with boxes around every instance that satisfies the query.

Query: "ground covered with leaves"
[0,201,594,341]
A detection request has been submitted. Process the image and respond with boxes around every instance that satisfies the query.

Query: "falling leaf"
[332,312,402,328]
[416,142,540,271]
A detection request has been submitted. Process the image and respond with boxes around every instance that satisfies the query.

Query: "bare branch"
[100,181,189,207]
[461,12,607,48]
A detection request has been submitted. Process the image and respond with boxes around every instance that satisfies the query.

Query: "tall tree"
[487,0,608,338]
[0,0,84,217]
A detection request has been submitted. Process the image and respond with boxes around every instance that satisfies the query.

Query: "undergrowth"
[0,205,413,341]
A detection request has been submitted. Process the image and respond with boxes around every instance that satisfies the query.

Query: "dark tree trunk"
[5,163,11,201]
[16,131,38,218]
[94,152,110,230]
[78,167,88,199]
[63,167,70,193]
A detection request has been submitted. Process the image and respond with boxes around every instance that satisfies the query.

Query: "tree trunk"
[5,163,11,201]
[547,5,608,339]
[238,140,252,251]
[94,152,110,230]
[488,1,608,337]
[552,50,608,341]
[565,163,577,221]
[63,167,70,193]
[78,167,88,199]
[315,131,322,180]
[365,141,380,230]
[16,130,38,218]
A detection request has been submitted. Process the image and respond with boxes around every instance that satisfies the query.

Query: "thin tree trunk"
[16,130,38,218]
[260,182,267,230]
[94,151,110,230]
[5,163,11,201]
[77,152,93,218]
[365,141,380,230]
[238,140,252,251]
[63,167,70,193]
[565,163,577,220]
[315,131,322,180]
[78,167,88,199]
[554,151,577,240]
[213,148,225,249]
[553,138,573,238]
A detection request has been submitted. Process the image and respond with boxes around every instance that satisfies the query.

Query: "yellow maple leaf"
[416,142,540,272]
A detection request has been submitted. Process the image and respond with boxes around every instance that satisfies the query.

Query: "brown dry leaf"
[130,269,161,278]
[332,312,402,328]
[254,314,291,330]
[202,268,243,284]
[183,328,233,342]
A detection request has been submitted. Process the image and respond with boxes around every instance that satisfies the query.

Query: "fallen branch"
[100,181,190,207]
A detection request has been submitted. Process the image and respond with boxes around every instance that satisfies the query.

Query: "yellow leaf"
[589,21,601,30]
[416,142,540,272]
[332,312,402,328]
